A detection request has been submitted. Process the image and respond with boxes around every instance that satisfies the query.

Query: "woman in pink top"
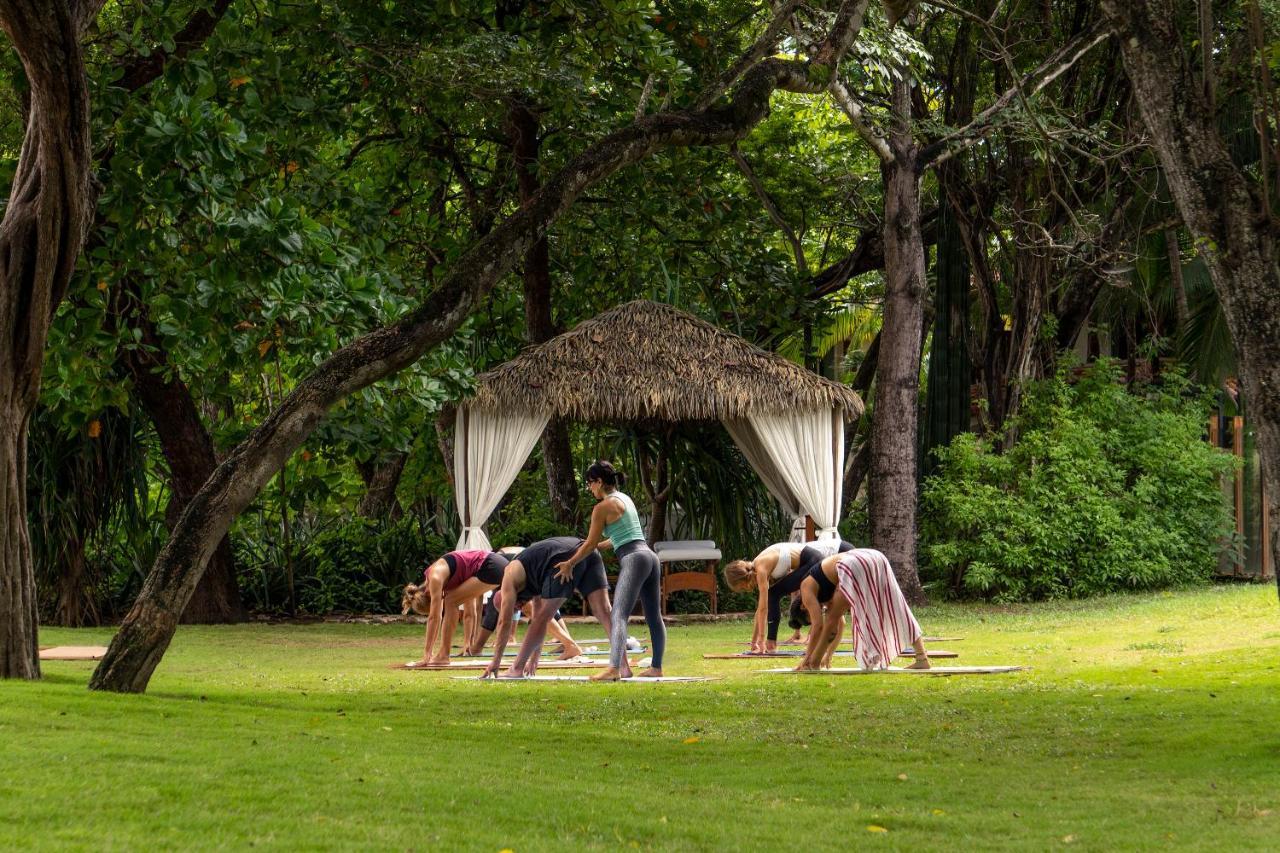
[402,550,509,667]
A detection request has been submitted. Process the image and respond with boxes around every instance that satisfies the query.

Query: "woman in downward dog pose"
[795,550,930,672]
[723,538,854,653]
[555,460,666,682]
[402,549,509,667]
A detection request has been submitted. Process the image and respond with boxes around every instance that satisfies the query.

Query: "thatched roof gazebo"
[467,300,863,423]
[450,300,863,550]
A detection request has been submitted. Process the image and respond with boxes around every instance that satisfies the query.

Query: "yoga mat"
[392,659,607,671]
[760,665,1023,676]
[457,675,715,683]
[450,654,603,662]
[39,646,108,661]
[760,636,963,646]
[706,649,959,660]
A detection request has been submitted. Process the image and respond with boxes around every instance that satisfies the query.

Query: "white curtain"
[722,418,808,541]
[724,408,845,541]
[454,405,550,550]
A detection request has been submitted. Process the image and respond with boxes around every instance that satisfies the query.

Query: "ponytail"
[585,459,626,489]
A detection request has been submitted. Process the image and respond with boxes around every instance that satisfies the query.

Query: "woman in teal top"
[555,459,666,680]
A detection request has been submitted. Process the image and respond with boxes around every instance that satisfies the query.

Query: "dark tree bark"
[89,1,875,692]
[119,302,245,624]
[868,72,928,605]
[1100,0,1280,597]
[508,99,579,527]
[356,452,407,520]
[922,194,971,476]
[0,0,103,679]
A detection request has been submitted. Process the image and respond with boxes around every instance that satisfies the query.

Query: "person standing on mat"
[795,551,930,672]
[554,460,666,682]
[723,538,855,653]
[481,536,614,678]
[402,549,510,667]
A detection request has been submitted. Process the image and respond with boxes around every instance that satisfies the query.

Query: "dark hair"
[585,459,626,489]
[788,595,810,630]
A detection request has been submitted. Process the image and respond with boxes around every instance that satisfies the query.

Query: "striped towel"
[835,549,922,670]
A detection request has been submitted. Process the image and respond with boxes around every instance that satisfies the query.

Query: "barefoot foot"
[555,642,584,661]
[906,656,931,670]
[634,667,663,678]
[589,667,621,682]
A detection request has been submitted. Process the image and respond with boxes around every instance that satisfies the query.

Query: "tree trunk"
[1101,0,1280,597]
[89,3,875,693]
[52,533,96,628]
[0,408,39,677]
[868,73,927,605]
[508,99,580,527]
[921,193,971,476]
[122,310,245,624]
[356,452,407,519]
[0,0,101,679]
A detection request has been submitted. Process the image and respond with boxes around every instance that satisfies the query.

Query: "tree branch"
[730,144,807,275]
[116,0,234,93]
[694,0,803,111]
[829,78,894,163]
[918,18,1111,169]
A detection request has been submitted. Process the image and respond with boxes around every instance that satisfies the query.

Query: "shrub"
[921,361,1237,601]
[235,514,448,615]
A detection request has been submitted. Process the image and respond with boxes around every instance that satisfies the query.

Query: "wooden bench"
[654,540,721,615]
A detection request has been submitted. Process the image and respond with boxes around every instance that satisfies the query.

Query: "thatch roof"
[465,300,864,423]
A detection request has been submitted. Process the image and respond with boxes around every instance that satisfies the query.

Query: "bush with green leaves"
[234,515,448,615]
[921,361,1237,601]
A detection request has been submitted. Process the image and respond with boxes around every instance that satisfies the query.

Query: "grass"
[3,583,1279,851]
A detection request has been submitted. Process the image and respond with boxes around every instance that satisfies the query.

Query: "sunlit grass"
[2,584,1277,850]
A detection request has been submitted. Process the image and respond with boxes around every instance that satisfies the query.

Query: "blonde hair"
[401,583,431,616]
[723,559,755,593]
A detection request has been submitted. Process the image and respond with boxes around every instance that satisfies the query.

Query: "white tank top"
[806,538,844,559]
[767,543,799,579]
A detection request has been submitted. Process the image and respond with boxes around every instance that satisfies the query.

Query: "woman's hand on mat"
[553,559,574,581]
[479,661,499,678]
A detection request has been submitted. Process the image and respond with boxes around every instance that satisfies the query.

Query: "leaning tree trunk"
[121,308,245,623]
[88,1,875,693]
[868,73,927,605]
[0,0,101,679]
[1101,0,1280,597]
[509,99,580,527]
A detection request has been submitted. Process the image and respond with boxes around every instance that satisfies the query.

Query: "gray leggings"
[611,541,665,669]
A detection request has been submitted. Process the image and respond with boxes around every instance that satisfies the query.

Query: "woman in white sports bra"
[724,537,853,653]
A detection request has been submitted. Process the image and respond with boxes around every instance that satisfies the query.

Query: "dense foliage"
[921,362,1238,601]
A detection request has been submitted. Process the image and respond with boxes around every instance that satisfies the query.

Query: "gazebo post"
[804,515,815,542]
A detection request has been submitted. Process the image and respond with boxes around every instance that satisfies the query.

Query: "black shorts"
[476,552,509,586]
[444,551,509,588]
[540,551,608,600]
[809,561,838,604]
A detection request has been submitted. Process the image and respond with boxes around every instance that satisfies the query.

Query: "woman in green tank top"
[554,459,667,680]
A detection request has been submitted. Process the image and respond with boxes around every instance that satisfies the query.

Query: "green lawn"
[3,584,1278,851]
